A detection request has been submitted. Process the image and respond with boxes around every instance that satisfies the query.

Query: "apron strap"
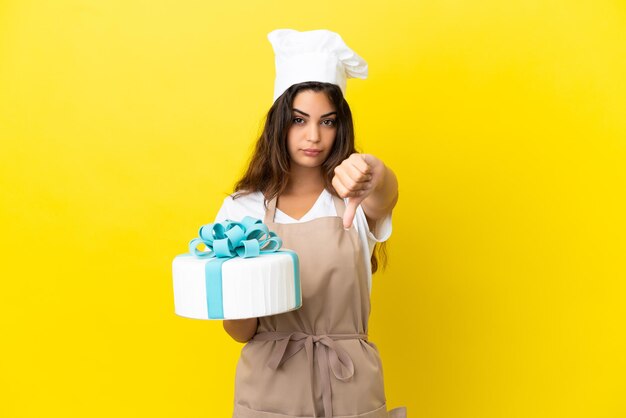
[331,193,347,219]
[264,194,278,224]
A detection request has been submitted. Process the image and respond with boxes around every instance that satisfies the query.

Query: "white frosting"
[172,252,300,320]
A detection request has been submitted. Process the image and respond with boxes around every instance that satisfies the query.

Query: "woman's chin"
[293,160,323,169]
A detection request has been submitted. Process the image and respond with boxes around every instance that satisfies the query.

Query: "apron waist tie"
[250,331,368,418]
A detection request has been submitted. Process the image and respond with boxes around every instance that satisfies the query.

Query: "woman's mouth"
[302,149,322,157]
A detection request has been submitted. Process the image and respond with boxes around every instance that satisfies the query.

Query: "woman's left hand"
[332,153,385,228]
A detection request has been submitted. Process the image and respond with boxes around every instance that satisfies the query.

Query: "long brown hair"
[232,81,388,273]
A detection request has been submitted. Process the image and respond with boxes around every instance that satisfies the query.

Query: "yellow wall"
[1,1,625,417]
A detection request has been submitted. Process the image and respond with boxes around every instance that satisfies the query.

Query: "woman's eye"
[323,119,337,126]
[293,117,304,124]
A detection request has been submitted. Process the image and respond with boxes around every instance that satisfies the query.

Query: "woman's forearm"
[362,162,399,221]
[223,317,259,343]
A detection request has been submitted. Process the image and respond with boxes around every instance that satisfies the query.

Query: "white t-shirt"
[213,189,393,294]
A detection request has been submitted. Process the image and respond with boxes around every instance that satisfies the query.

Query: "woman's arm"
[223,317,259,343]
[360,160,399,227]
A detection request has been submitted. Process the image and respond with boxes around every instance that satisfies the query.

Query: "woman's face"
[286,90,337,170]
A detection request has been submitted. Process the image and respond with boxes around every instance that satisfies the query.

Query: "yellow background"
[1,0,625,417]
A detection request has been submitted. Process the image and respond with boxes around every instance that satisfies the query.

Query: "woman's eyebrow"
[293,108,337,118]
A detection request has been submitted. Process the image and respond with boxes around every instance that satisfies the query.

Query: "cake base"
[172,251,301,320]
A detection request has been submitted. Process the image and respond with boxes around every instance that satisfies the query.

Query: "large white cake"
[172,250,301,320]
[172,216,301,320]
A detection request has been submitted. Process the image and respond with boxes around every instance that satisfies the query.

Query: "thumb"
[343,196,364,229]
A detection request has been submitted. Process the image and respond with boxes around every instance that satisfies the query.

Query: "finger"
[332,175,365,198]
[350,154,372,175]
[343,196,363,229]
[360,154,378,169]
[335,162,372,184]
[346,161,373,182]
[334,167,371,192]
[339,186,368,199]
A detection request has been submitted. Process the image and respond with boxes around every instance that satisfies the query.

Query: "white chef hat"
[267,28,368,103]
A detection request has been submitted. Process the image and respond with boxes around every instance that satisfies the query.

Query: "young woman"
[215,29,405,418]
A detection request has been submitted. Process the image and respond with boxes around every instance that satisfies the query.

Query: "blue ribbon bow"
[188,216,282,259]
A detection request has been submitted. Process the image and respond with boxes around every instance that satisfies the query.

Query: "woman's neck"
[285,165,325,196]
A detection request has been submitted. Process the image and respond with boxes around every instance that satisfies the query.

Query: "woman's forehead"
[292,90,336,115]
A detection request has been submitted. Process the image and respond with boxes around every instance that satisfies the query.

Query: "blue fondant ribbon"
[188,216,282,259]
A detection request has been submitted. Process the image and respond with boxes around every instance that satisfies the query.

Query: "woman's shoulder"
[222,189,265,204]
[215,190,266,222]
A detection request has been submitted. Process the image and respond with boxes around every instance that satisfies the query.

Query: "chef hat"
[267,28,368,103]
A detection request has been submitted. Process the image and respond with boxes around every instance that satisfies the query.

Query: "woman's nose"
[307,124,321,142]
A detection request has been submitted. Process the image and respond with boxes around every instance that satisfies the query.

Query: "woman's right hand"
[223,317,259,343]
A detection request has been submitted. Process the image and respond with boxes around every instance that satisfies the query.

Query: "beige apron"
[232,192,407,418]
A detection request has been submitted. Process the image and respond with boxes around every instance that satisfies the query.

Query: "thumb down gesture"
[332,153,384,229]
